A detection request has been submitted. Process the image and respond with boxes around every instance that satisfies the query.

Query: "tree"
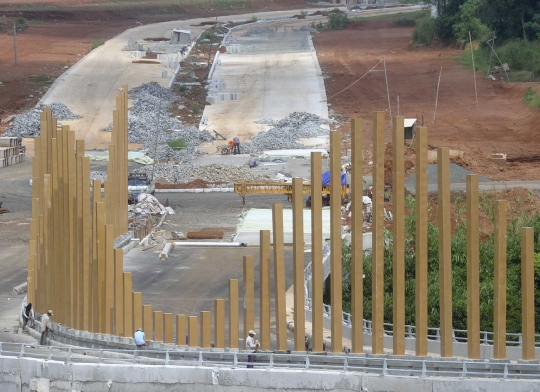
[453,0,490,41]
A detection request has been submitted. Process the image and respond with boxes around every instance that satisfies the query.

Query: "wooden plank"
[154,311,163,342]
[229,279,239,349]
[272,204,287,351]
[176,314,187,346]
[521,227,535,360]
[310,152,323,353]
[493,200,507,359]
[243,255,254,344]
[259,230,271,350]
[214,299,225,349]
[292,177,305,352]
[164,313,173,344]
[75,140,85,330]
[67,131,76,328]
[133,292,143,332]
[143,305,153,341]
[82,156,91,331]
[188,316,198,347]
[92,180,101,333]
[96,202,106,333]
[123,273,133,337]
[200,311,211,348]
[466,174,480,359]
[105,225,115,334]
[114,249,124,336]
[330,130,342,352]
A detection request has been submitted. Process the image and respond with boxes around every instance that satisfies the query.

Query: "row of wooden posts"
[26,101,537,358]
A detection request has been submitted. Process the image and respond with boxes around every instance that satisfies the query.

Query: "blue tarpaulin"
[321,170,346,186]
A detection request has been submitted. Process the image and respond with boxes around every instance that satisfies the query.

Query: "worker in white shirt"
[40,310,53,345]
[245,330,260,368]
[134,328,148,348]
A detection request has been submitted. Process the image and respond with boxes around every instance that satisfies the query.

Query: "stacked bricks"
[0,137,25,168]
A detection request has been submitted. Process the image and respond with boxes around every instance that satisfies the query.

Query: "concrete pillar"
[493,200,507,359]
[272,204,287,351]
[372,112,385,354]
[133,293,143,331]
[243,256,254,343]
[143,305,153,341]
[521,227,535,360]
[214,299,225,348]
[438,147,452,358]
[200,311,211,348]
[351,118,364,353]
[154,311,163,342]
[310,152,323,353]
[229,279,239,349]
[188,316,198,347]
[105,225,115,335]
[114,249,124,336]
[392,117,405,356]
[330,130,342,352]
[260,230,271,350]
[164,313,173,344]
[466,174,480,359]
[292,177,305,351]
[123,273,133,338]
[176,314,187,346]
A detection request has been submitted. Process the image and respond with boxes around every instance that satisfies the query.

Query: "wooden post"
[415,126,428,357]
[330,130,342,352]
[292,177,305,351]
[154,311,163,342]
[105,225,115,334]
[259,230,271,350]
[188,316,198,347]
[466,174,480,359]
[521,227,535,360]
[96,202,106,333]
[91,181,100,333]
[75,141,84,330]
[133,292,143,331]
[82,157,91,330]
[243,255,254,343]
[229,279,239,349]
[143,305,153,341]
[438,147,452,358]
[310,152,323,352]
[493,200,507,359]
[51,137,59,322]
[114,249,124,336]
[391,117,405,355]
[176,315,187,346]
[164,313,173,343]
[67,130,76,328]
[200,311,211,348]
[123,273,133,337]
[214,299,225,348]
[350,118,364,353]
[272,204,287,351]
[372,112,385,354]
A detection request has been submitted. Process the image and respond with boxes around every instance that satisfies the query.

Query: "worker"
[249,157,258,168]
[40,310,53,345]
[245,329,260,368]
[228,139,234,152]
[22,303,34,331]
[134,328,147,348]
[233,136,240,155]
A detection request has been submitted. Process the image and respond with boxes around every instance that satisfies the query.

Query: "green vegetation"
[340,193,540,335]
[167,139,187,149]
[394,16,417,27]
[29,74,51,84]
[412,17,437,46]
[14,18,27,32]
[350,9,429,22]
[309,8,349,31]
[176,84,188,93]
[91,38,106,50]
[191,103,201,114]
[523,87,540,108]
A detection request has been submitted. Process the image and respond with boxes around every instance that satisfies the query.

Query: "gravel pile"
[134,163,270,184]
[90,171,108,182]
[4,102,81,138]
[241,26,273,37]
[102,82,212,161]
[254,117,275,125]
[242,112,330,153]
[298,25,319,33]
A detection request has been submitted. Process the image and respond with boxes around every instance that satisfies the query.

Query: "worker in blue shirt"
[134,328,147,348]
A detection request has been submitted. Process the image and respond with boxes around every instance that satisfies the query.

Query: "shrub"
[192,103,201,114]
[523,87,540,109]
[412,17,436,46]
[497,40,540,76]
[327,9,349,30]
[395,17,416,27]
[167,139,187,150]
[91,38,105,50]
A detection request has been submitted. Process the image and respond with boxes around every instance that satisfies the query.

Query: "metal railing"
[0,342,538,380]
[305,298,540,347]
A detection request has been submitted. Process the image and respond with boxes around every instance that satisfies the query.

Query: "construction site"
[2,0,540,391]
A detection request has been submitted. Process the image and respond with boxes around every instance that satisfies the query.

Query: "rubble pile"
[241,26,273,37]
[129,193,174,216]
[134,162,270,184]
[90,171,108,182]
[102,82,212,160]
[242,112,330,153]
[4,102,81,138]
[298,25,319,33]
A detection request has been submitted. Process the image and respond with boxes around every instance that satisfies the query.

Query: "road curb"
[155,188,234,193]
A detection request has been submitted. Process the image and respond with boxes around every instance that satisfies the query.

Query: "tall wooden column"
[466,174,480,359]
[415,126,428,357]
[133,292,143,331]
[123,273,133,337]
[105,225,115,334]
[143,305,153,340]
[351,118,364,353]
[493,200,507,359]
[272,204,287,351]
[214,299,225,349]
[330,130,342,352]
[114,249,124,336]
[176,315,187,346]
[164,313,173,343]
[82,156,91,330]
[229,279,239,348]
[188,316,198,347]
[243,256,254,344]
[521,227,535,360]
[372,112,385,354]
[200,311,211,348]
[392,117,405,356]
[154,311,163,342]
[310,152,323,352]
[96,202,106,333]
[292,178,306,351]
[259,230,271,350]
[438,147,452,357]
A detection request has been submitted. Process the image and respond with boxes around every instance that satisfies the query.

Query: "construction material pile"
[241,26,273,37]
[242,112,330,153]
[90,171,108,182]
[134,162,270,184]
[102,82,212,160]
[4,102,81,138]
[298,25,319,33]
[128,193,174,216]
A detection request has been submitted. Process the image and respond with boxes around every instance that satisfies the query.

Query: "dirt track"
[313,19,540,181]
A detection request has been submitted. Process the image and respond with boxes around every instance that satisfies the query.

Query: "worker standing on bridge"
[233,136,240,155]
[246,330,260,368]
[40,310,53,345]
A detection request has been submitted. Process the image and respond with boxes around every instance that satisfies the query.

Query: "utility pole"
[13,23,18,65]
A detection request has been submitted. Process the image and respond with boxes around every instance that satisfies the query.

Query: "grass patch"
[167,139,187,149]
[175,84,188,93]
[350,9,429,22]
[394,16,417,26]
[91,38,106,50]
[192,103,201,114]
[29,74,51,83]
[523,87,540,108]
[412,17,436,46]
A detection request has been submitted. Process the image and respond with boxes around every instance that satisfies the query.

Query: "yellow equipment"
[234,181,350,205]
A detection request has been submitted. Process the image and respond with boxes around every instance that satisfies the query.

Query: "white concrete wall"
[2,355,540,391]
